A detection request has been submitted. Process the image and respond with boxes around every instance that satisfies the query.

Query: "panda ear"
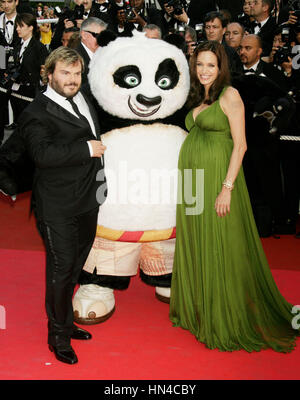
[96,30,118,47]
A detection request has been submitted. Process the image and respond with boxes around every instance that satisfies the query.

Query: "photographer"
[113,0,165,37]
[268,24,300,234]
[49,0,86,51]
[160,1,190,34]
[9,13,48,125]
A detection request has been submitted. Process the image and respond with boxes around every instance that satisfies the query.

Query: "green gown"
[169,87,299,353]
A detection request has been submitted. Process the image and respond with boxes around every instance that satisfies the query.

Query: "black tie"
[254,22,261,28]
[6,20,13,25]
[66,97,90,125]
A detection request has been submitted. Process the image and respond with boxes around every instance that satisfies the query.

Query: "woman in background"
[10,13,48,124]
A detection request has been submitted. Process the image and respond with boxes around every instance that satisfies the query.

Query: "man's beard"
[50,77,80,98]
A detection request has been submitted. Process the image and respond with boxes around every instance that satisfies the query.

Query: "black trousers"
[37,207,99,346]
[243,140,284,228]
[0,90,9,144]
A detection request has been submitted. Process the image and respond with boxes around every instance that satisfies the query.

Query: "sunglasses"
[85,30,100,38]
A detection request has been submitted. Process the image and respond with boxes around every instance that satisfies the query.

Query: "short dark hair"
[64,27,80,34]
[204,11,228,28]
[187,40,231,108]
[262,0,275,13]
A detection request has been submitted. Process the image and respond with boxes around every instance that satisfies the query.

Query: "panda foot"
[73,284,115,325]
[155,287,170,304]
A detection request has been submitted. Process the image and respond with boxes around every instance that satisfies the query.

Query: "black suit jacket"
[255,60,288,91]
[75,42,91,85]
[18,91,105,220]
[13,37,48,93]
[187,0,217,26]
[256,16,277,57]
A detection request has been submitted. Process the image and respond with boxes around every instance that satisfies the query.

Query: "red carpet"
[0,192,299,380]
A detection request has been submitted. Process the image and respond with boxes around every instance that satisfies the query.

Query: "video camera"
[195,23,206,43]
[273,26,294,66]
[164,0,188,16]
[123,0,136,21]
[55,4,84,26]
[0,47,21,89]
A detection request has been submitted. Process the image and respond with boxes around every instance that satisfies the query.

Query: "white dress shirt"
[243,60,260,73]
[19,37,31,61]
[0,13,16,44]
[81,42,94,61]
[254,17,269,34]
[44,85,97,156]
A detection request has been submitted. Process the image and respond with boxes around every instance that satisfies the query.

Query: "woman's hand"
[215,187,231,217]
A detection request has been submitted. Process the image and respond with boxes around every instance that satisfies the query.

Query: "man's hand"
[282,56,293,77]
[64,18,75,29]
[129,9,146,27]
[288,11,298,25]
[89,140,106,158]
[269,45,279,63]
[173,9,188,24]
[75,19,84,28]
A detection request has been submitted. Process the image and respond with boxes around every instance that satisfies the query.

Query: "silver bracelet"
[222,179,234,191]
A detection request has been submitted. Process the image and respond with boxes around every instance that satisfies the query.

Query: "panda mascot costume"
[72,32,190,324]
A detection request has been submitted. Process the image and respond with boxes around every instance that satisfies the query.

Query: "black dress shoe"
[49,344,78,364]
[71,325,92,340]
[0,170,18,196]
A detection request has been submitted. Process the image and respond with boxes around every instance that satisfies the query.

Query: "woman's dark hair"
[15,13,40,40]
[187,40,231,109]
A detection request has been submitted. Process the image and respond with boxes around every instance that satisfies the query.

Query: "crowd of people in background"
[0,0,299,238]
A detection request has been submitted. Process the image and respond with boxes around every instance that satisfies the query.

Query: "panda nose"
[136,94,162,107]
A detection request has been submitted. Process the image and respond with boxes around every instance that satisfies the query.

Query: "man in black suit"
[204,11,243,76]
[18,47,107,364]
[0,0,21,144]
[239,34,289,236]
[239,33,288,89]
[249,0,277,56]
[76,17,107,84]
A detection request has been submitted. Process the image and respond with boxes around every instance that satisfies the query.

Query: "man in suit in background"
[250,0,277,56]
[239,34,288,236]
[76,17,107,84]
[18,47,107,365]
[204,11,243,75]
[0,0,21,144]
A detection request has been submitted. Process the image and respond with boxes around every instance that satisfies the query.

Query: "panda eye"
[113,65,142,89]
[124,74,140,87]
[157,76,171,89]
[155,58,179,90]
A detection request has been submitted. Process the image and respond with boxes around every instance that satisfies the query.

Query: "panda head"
[88,32,190,121]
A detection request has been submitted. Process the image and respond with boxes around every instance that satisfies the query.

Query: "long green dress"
[169,86,299,353]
